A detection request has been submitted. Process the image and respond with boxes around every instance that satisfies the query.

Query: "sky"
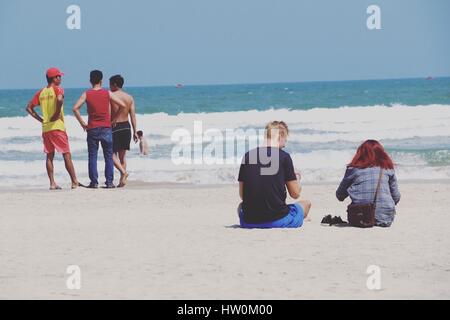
[0,0,449,89]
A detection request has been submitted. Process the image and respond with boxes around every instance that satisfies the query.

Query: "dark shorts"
[112,121,132,152]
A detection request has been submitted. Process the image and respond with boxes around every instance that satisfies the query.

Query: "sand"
[1,181,449,300]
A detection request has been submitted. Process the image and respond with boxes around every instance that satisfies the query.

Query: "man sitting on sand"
[237,121,311,228]
[137,131,149,156]
[72,70,127,189]
[109,75,138,187]
[26,67,81,190]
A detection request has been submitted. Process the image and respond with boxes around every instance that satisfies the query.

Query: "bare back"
[111,90,133,122]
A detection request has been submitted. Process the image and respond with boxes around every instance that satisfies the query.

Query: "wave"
[1,149,450,188]
[0,104,449,155]
[1,104,450,186]
[1,104,450,140]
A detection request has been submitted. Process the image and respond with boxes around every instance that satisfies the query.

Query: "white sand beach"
[1,181,449,300]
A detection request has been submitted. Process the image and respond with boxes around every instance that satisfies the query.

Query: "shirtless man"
[109,75,138,187]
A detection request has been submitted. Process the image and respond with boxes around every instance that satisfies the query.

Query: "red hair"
[349,140,394,169]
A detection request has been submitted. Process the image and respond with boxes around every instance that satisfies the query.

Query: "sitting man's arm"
[285,155,301,199]
[286,176,301,200]
[239,181,244,201]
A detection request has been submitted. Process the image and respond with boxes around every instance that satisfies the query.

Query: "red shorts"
[42,130,71,154]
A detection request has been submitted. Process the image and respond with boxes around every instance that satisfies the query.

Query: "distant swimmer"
[137,130,149,156]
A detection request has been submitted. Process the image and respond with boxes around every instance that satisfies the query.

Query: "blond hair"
[265,121,289,140]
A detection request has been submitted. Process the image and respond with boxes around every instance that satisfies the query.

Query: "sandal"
[321,215,333,225]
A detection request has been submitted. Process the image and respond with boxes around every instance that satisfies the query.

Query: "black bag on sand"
[347,169,383,228]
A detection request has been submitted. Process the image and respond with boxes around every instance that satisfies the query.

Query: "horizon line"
[1,75,449,91]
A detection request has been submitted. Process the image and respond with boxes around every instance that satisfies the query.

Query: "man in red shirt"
[72,70,126,188]
[26,68,80,190]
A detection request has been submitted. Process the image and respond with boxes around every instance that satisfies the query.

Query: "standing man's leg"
[101,128,115,187]
[112,129,126,179]
[119,150,127,173]
[113,152,126,177]
[46,152,59,190]
[62,153,79,189]
[117,124,132,187]
[87,129,100,187]
[43,132,60,190]
[112,125,129,187]
[54,129,80,189]
[117,149,129,187]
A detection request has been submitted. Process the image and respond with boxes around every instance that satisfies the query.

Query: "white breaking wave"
[0,104,450,187]
[1,104,450,144]
[0,150,449,188]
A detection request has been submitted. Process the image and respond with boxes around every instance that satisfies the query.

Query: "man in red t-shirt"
[26,68,81,190]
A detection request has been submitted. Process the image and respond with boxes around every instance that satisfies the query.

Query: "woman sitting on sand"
[237,121,312,229]
[336,140,401,227]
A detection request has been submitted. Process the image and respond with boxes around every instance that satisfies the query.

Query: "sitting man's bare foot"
[118,172,129,188]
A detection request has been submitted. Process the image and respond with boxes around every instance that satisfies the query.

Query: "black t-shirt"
[238,147,297,224]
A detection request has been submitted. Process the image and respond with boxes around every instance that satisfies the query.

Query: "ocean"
[1,77,449,188]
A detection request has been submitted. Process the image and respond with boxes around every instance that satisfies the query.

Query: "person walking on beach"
[237,121,312,229]
[26,68,80,190]
[109,75,138,187]
[72,70,126,189]
[336,140,401,227]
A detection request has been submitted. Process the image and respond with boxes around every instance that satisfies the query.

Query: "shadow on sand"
[225,224,242,229]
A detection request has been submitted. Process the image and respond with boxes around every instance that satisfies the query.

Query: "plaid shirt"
[336,166,401,227]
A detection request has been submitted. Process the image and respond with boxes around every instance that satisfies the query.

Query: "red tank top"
[86,89,111,129]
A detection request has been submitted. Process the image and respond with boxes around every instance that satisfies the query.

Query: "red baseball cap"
[46,67,64,78]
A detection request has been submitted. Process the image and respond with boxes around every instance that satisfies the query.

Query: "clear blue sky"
[0,0,449,89]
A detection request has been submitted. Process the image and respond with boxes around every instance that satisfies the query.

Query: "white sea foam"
[0,150,449,188]
[0,104,449,187]
[2,104,450,143]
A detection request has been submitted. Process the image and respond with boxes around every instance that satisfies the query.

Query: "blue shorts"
[239,204,304,229]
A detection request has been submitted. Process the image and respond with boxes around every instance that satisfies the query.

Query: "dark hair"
[90,70,103,85]
[137,130,143,137]
[349,140,395,170]
[109,75,124,88]
[46,76,55,85]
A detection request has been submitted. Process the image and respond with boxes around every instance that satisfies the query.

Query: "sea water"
[0,77,449,188]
